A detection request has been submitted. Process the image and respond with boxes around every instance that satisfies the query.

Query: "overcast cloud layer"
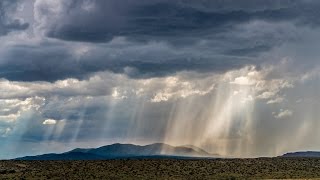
[0,0,320,159]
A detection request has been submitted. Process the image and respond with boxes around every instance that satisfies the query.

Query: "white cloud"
[274,109,293,119]
[231,76,256,86]
[0,97,45,124]
[267,97,284,104]
[257,91,276,99]
[42,119,57,125]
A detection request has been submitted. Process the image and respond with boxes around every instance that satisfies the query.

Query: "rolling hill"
[281,151,320,157]
[16,143,215,160]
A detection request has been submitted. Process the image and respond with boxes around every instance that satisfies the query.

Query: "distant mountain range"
[16,144,320,160]
[16,143,217,160]
[281,151,320,158]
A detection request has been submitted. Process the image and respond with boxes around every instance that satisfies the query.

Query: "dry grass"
[1,158,320,179]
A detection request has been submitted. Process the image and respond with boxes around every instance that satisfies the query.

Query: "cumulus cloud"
[230,76,256,86]
[42,119,57,125]
[267,97,284,104]
[0,71,123,99]
[274,109,293,119]
[257,91,277,99]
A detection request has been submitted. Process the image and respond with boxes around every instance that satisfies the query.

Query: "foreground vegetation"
[1,158,320,179]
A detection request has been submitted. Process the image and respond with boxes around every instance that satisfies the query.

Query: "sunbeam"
[2,0,320,161]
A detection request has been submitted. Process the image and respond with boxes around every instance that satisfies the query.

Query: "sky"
[0,0,320,159]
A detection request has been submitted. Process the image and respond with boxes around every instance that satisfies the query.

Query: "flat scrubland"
[1,158,320,179]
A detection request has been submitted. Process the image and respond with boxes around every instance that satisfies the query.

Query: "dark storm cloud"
[0,44,83,81]
[0,0,29,36]
[40,0,318,43]
[0,40,260,81]
[0,0,317,82]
